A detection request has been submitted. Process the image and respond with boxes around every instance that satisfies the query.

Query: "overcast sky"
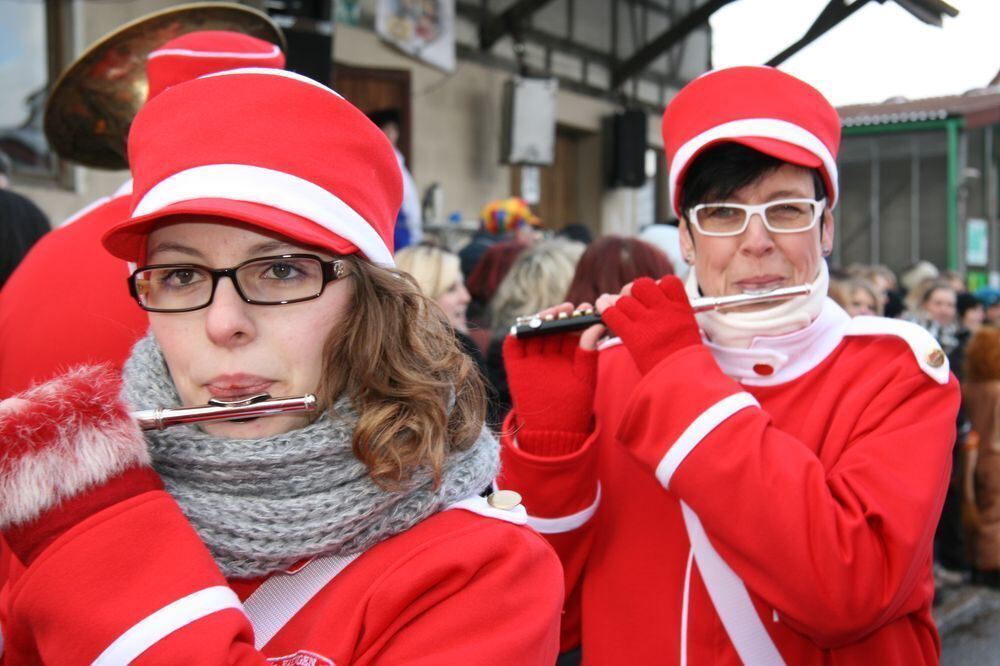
[710,0,1000,107]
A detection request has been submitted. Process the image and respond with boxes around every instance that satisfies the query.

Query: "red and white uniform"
[0,483,561,664]
[0,183,145,397]
[498,300,959,664]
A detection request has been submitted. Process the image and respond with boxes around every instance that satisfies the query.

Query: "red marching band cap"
[662,65,841,218]
[103,68,402,267]
[146,31,285,100]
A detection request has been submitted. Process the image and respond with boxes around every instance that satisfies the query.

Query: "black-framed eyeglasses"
[128,254,349,313]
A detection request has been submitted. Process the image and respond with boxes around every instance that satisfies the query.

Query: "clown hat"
[103,69,401,266]
[479,197,540,235]
[662,66,841,217]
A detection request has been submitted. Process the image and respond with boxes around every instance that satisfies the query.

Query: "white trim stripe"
[133,164,394,266]
[148,45,282,60]
[526,482,601,534]
[682,503,785,665]
[92,586,242,666]
[680,548,693,666]
[656,392,759,489]
[669,118,839,214]
[200,67,343,98]
[243,553,361,650]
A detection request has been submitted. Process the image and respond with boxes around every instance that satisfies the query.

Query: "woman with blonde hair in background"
[396,243,486,374]
[484,237,585,428]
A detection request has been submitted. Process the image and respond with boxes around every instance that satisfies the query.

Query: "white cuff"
[656,393,759,489]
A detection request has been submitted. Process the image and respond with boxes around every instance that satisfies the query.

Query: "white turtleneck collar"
[702,298,850,386]
[684,261,830,350]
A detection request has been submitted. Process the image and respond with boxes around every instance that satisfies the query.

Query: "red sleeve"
[4,491,263,664]
[358,518,563,665]
[616,343,959,647]
[497,410,600,653]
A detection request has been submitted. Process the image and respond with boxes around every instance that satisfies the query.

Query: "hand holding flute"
[503,276,812,438]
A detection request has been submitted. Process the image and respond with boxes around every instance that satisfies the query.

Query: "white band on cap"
[200,67,344,98]
[669,118,839,216]
[147,45,282,60]
[133,164,394,266]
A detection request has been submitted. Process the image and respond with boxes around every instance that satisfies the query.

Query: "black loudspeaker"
[267,0,333,83]
[603,109,648,188]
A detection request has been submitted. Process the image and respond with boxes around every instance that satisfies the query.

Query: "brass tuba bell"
[44,2,285,170]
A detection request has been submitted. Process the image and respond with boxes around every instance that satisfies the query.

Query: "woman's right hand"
[502,302,604,436]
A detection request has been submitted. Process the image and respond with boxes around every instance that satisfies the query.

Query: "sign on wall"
[375,0,455,72]
[967,218,989,267]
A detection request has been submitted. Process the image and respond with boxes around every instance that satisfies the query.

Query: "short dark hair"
[678,142,827,216]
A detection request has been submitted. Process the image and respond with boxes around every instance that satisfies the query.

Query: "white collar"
[704,298,850,386]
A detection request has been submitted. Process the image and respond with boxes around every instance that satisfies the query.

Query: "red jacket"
[0,188,148,397]
[0,489,562,664]
[499,301,959,664]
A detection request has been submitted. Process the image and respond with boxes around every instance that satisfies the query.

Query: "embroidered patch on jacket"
[266,650,334,666]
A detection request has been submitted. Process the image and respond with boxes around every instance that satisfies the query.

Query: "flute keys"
[487,489,523,511]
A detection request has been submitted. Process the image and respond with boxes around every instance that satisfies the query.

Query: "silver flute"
[133,393,318,431]
[511,284,813,338]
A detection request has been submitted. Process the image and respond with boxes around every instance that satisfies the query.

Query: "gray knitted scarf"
[121,334,499,579]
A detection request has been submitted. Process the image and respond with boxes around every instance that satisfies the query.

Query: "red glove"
[601,276,703,376]
[503,330,598,449]
[0,365,160,565]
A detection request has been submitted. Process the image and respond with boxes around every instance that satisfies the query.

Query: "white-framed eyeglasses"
[688,198,826,237]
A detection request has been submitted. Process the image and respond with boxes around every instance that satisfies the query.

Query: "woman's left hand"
[598,276,703,375]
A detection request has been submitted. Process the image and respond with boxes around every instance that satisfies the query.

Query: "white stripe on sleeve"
[656,392,759,489]
[526,482,601,534]
[92,586,243,666]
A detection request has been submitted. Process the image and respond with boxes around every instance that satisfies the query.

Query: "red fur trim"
[5,467,163,565]
[0,365,150,528]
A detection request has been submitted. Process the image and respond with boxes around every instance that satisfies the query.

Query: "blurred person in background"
[976,287,1000,326]
[0,188,50,289]
[639,221,688,280]
[396,244,485,376]
[464,240,528,343]
[484,238,584,429]
[912,280,959,354]
[458,196,542,295]
[556,223,593,246]
[942,270,967,295]
[961,326,1000,587]
[564,235,674,305]
[901,260,940,315]
[368,108,422,250]
[843,278,882,317]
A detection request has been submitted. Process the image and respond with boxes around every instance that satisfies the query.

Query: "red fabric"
[662,66,841,213]
[503,332,597,441]
[5,466,162,565]
[146,31,285,99]
[499,322,959,663]
[103,71,402,264]
[0,194,148,397]
[0,492,562,664]
[600,276,702,375]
